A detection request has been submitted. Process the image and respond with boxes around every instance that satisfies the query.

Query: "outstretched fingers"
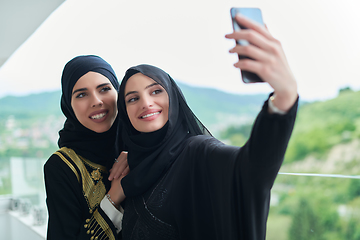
[225,12,298,110]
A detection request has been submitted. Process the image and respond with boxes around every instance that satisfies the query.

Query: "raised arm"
[225,14,298,113]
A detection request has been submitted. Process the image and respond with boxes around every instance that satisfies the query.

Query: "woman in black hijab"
[44,55,128,240]
[117,16,298,239]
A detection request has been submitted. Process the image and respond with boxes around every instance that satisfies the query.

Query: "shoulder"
[186,135,220,147]
[44,152,65,172]
[44,149,81,183]
[185,135,240,157]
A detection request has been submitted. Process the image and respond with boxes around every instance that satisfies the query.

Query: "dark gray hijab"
[58,55,121,166]
[118,64,211,197]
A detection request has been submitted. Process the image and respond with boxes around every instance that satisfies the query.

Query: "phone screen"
[231,8,264,26]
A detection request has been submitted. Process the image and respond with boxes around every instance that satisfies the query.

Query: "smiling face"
[71,71,118,133]
[124,73,169,133]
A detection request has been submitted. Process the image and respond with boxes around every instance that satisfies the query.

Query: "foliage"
[0,146,57,158]
[221,89,360,163]
[267,173,360,240]
[0,90,62,119]
[347,179,360,201]
[345,217,360,240]
[284,90,360,162]
[288,198,325,240]
[219,123,253,146]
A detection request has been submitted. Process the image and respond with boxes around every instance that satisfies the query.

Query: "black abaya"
[121,98,297,240]
[117,64,298,239]
[44,55,122,240]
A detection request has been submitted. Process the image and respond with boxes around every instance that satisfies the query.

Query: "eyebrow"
[72,83,111,96]
[125,82,159,97]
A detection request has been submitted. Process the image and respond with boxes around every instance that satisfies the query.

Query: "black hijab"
[58,55,121,166]
[118,64,211,197]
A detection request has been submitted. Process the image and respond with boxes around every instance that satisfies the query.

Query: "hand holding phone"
[230,8,265,83]
[226,8,298,113]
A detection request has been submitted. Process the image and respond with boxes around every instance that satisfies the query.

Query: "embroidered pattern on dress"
[122,173,179,240]
[56,147,115,240]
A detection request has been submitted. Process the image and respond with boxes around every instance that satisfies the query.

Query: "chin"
[138,123,165,133]
[92,125,112,133]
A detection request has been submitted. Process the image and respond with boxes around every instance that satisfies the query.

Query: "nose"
[140,95,153,109]
[91,94,103,107]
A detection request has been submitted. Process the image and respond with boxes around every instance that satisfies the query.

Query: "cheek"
[163,98,170,120]
[72,102,88,122]
[111,92,118,105]
[71,101,82,117]
[104,92,117,106]
[126,106,136,124]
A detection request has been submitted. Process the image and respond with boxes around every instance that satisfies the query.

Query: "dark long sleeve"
[175,97,298,239]
[120,98,298,240]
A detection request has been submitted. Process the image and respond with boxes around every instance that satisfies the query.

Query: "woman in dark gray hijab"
[117,14,299,240]
[44,55,128,240]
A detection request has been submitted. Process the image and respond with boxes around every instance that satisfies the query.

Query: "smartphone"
[230,8,264,83]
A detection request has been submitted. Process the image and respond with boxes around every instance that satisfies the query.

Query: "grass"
[266,214,292,240]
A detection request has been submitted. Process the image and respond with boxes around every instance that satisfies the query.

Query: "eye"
[126,96,139,103]
[76,92,87,98]
[152,89,163,95]
[101,86,111,92]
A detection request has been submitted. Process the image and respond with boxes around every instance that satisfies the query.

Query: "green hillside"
[178,82,267,115]
[0,82,268,130]
[0,91,62,118]
[221,88,360,164]
[271,89,360,240]
[212,87,360,240]
[2,84,357,163]
[0,82,268,158]
[177,82,268,128]
[285,88,360,163]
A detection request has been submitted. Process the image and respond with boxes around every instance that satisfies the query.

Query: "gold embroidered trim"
[91,169,102,181]
[80,155,107,172]
[83,208,115,240]
[57,147,106,210]
[54,151,80,182]
[56,147,115,240]
[93,208,115,240]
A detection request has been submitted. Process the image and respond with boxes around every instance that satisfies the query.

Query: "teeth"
[91,112,107,119]
[141,112,160,119]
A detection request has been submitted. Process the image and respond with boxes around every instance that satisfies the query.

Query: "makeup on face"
[71,71,118,133]
[124,73,169,133]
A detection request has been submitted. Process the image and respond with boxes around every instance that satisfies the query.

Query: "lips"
[91,112,107,119]
[138,110,162,120]
[89,109,108,122]
[140,111,160,119]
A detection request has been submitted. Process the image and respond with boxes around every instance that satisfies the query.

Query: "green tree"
[348,179,360,201]
[345,217,360,240]
[288,198,324,240]
[220,123,252,146]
